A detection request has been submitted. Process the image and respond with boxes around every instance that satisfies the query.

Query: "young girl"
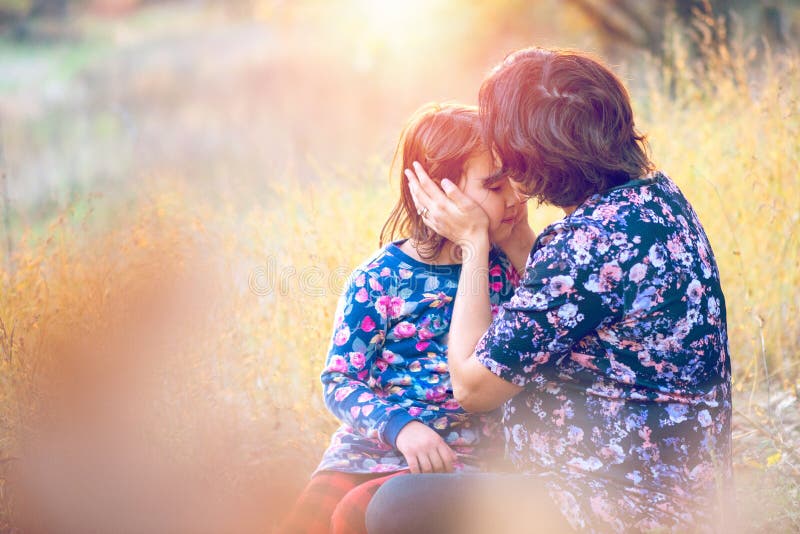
[279,103,531,534]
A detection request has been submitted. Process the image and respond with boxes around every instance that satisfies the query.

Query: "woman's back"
[478,172,732,531]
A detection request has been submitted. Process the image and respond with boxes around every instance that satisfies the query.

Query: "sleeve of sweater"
[320,267,416,447]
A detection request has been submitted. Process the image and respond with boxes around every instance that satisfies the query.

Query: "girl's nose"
[509,181,530,204]
[506,182,524,207]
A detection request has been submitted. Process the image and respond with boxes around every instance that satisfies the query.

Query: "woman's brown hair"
[479,47,654,208]
[379,103,483,261]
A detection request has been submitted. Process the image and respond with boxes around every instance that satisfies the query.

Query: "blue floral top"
[476,172,732,532]
[317,240,519,474]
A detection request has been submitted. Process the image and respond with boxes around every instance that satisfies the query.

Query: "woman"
[366,47,732,533]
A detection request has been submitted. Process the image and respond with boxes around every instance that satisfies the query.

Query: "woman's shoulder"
[532,171,716,277]
[581,170,687,216]
[540,171,683,239]
[532,197,649,266]
[536,212,609,251]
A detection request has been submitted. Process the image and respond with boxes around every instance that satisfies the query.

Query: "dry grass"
[0,9,798,534]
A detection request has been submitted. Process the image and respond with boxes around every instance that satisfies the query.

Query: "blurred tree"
[760,1,789,46]
[566,0,667,56]
[0,0,69,40]
[564,0,796,59]
[0,0,33,25]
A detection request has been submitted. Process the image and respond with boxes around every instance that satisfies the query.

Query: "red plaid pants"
[278,469,410,534]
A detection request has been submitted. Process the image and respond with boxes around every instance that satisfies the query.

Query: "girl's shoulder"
[345,241,458,291]
[347,242,517,292]
[344,244,402,286]
[488,244,508,264]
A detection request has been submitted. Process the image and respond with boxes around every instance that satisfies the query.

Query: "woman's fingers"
[407,162,464,230]
[439,178,480,212]
[411,161,450,207]
[404,169,435,215]
[405,161,489,243]
[410,161,482,214]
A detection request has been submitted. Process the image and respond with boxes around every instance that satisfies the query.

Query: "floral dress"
[316,240,519,474]
[475,172,732,532]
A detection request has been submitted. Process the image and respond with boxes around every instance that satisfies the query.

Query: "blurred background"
[1,0,798,218]
[0,0,798,532]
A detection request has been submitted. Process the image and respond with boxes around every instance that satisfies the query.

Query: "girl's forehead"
[467,148,500,169]
[464,150,505,185]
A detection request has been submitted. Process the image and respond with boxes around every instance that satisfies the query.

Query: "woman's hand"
[405,161,489,247]
[395,421,458,474]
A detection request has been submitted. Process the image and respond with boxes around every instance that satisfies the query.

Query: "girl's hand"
[395,421,458,474]
[405,161,489,247]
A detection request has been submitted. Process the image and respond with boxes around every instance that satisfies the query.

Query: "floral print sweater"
[476,172,732,532]
[316,240,519,474]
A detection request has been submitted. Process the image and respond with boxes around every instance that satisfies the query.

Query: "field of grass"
[0,5,798,533]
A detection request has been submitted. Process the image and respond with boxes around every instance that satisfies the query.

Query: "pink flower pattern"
[317,241,518,475]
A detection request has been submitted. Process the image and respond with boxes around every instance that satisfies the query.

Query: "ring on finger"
[420,206,430,218]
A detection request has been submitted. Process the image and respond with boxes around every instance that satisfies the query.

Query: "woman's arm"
[406,163,621,413]
[405,163,522,411]
[447,233,523,411]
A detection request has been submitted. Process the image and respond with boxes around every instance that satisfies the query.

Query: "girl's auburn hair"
[379,103,483,261]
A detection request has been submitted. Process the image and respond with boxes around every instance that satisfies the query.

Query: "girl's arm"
[321,267,458,472]
[320,269,415,446]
